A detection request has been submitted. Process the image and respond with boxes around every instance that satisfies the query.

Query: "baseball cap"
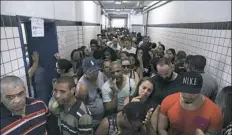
[177,71,203,94]
[82,57,100,73]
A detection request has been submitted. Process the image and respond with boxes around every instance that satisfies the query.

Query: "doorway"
[18,16,59,105]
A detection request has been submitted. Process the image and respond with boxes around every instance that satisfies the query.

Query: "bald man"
[151,57,180,104]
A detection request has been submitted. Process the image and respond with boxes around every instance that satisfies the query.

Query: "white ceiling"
[99,1,153,18]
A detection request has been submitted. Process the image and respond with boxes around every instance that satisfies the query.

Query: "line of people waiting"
[1,28,231,135]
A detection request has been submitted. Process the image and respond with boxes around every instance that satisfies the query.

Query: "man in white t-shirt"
[122,37,136,54]
[101,61,136,114]
[138,41,143,48]
[110,38,121,51]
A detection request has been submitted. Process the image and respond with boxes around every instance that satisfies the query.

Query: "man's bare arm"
[95,118,109,135]
[75,83,88,104]
[105,92,118,113]
[158,113,169,135]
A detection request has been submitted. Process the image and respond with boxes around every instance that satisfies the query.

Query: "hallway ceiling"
[99,1,153,18]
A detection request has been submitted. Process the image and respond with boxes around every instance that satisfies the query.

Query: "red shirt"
[160,93,223,135]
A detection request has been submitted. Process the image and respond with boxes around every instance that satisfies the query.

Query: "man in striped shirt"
[0,75,49,135]
[50,76,93,135]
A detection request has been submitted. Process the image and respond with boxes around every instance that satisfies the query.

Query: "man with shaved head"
[0,75,49,135]
[151,57,181,104]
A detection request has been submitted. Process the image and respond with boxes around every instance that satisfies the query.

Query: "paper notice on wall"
[31,18,44,37]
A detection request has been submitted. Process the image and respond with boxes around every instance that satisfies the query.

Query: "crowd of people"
[1,27,231,135]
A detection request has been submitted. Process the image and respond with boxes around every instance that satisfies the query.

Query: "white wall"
[1,1,76,21]
[57,26,82,59]
[130,13,144,35]
[1,1,54,19]
[148,1,231,24]
[53,1,76,21]
[102,15,106,29]
[128,14,132,31]
[0,1,102,94]
[1,1,101,57]
[75,1,101,47]
[106,16,109,29]
[147,1,231,89]
[131,13,143,24]
[143,13,148,35]
[83,26,100,48]
[101,14,109,30]
[1,1,101,22]
[76,1,101,23]
[1,1,101,23]
[111,18,126,28]
[1,1,79,60]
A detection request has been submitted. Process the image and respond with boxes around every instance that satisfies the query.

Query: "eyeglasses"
[122,65,131,68]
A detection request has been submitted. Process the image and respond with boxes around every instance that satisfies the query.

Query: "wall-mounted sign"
[31,17,44,37]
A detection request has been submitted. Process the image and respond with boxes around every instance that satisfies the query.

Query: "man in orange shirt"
[158,71,223,135]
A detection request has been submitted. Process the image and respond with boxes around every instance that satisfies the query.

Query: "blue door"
[25,22,59,105]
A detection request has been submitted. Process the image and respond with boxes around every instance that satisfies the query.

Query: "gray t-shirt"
[200,72,218,101]
[101,76,136,106]
[76,71,105,128]
[58,101,93,135]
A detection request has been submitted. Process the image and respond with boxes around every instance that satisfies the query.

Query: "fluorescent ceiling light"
[115,1,122,4]
[116,9,121,11]
[123,1,131,3]
[106,9,115,11]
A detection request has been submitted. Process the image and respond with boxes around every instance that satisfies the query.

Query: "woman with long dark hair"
[56,59,73,76]
[165,48,176,63]
[124,77,157,110]
[157,43,165,56]
[136,48,151,77]
[80,46,91,57]
[128,53,142,79]
[124,77,159,134]
[70,49,84,80]
[52,58,76,87]
[102,47,118,61]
